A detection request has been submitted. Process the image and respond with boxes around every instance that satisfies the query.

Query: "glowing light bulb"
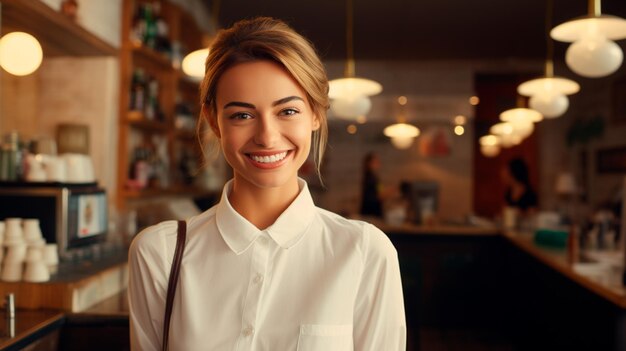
[330,95,372,119]
[566,35,623,77]
[529,94,569,119]
[0,32,43,76]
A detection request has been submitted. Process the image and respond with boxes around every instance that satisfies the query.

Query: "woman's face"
[211,60,320,191]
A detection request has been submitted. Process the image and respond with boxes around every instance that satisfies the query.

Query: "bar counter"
[2,222,626,350]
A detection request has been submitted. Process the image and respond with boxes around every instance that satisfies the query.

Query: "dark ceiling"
[203,0,626,62]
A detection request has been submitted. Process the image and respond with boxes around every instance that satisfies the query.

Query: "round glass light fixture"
[384,123,420,150]
[490,122,522,148]
[529,94,569,118]
[499,108,541,138]
[389,137,414,149]
[330,95,372,119]
[328,77,382,99]
[500,108,543,123]
[383,123,420,138]
[0,32,43,76]
[479,135,501,157]
[551,15,626,77]
[181,48,208,79]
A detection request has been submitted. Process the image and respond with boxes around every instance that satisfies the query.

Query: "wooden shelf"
[126,113,169,132]
[132,45,174,71]
[0,0,117,56]
[174,129,196,140]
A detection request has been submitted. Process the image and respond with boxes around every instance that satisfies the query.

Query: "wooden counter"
[0,310,64,351]
[0,250,128,312]
[502,231,626,308]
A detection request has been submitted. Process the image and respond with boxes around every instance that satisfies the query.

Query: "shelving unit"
[117,0,210,209]
[0,0,117,56]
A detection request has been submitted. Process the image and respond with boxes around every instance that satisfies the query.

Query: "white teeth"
[250,152,287,163]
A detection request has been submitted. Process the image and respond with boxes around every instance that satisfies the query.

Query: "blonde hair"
[199,17,329,179]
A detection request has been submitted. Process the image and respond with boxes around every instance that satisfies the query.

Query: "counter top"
[503,231,626,308]
[0,309,64,350]
[0,249,128,312]
[361,218,500,237]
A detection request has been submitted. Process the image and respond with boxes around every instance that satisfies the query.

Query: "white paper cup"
[23,261,50,282]
[4,218,23,244]
[0,221,5,244]
[23,219,43,242]
[1,262,23,282]
[4,242,27,263]
[26,247,43,263]
[43,244,59,267]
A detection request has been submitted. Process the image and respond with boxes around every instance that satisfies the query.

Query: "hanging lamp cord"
[545,0,554,77]
[344,0,355,77]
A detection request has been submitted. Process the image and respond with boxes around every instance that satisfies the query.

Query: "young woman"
[129,17,406,351]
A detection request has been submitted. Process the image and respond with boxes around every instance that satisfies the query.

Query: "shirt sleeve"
[353,223,407,351]
[128,224,170,351]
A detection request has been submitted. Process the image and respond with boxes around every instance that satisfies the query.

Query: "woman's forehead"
[216,60,307,105]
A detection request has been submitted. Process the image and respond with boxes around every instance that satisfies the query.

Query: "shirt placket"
[236,233,270,351]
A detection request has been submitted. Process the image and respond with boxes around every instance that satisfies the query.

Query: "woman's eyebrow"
[272,96,304,106]
[223,101,255,109]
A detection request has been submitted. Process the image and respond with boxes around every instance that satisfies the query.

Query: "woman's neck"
[228,177,300,230]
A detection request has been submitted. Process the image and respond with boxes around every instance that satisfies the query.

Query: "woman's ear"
[203,104,221,138]
[312,114,321,131]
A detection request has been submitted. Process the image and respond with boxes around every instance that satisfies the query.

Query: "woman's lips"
[245,150,292,169]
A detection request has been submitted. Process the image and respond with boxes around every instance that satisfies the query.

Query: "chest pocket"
[296,324,353,351]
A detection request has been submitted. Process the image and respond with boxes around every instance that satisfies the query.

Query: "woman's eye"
[229,112,253,120]
[280,108,300,116]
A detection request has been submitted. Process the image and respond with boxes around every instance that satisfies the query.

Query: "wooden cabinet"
[117,0,209,208]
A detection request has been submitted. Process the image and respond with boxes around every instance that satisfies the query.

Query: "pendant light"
[551,0,626,78]
[518,0,580,118]
[499,107,543,139]
[181,0,220,79]
[383,96,419,149]
[329,0,382,120]
[0,32,43,76]
[479,135,501,158]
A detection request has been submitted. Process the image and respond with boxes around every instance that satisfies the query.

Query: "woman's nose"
[253,116,280,147]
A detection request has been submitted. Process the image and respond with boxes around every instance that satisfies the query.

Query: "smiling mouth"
[247,151,289,164]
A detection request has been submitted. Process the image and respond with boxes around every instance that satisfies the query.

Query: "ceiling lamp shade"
[517,76,580,118]
[329,0,382,119]
[0,32,43,76]
[490,122,522,148]
[479,135,501,157]
[499,107,542,138]
[383,123,420,150]
[551,0,626,78]
[330,95,372,119]
[328,77,382,99]
[182,48,208,79]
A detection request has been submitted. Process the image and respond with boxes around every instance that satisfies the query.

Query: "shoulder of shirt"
[314,207,398,259]
[129,206,218,258]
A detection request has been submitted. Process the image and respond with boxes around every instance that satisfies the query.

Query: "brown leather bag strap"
[162,220,187,351]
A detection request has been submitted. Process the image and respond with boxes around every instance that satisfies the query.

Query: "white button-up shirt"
[129,179,406,351]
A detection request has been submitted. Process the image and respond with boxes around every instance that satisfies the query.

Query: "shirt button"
[242,326,254,336]
[258,237,268,245]
[253,274,263,284]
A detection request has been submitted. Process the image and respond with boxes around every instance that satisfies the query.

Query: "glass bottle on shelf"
[129,68,146,112]
[153,2,172,58]
[143,3,157,50]
[130,4,146,47]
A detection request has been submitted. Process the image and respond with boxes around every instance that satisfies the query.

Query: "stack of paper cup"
[23,246,49,282]
[23,219,46,248]
[43,244,59,274]
[3,218,24,246]
[2,242,27,282]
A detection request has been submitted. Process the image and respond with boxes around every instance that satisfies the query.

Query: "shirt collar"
[216,178,317,255]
